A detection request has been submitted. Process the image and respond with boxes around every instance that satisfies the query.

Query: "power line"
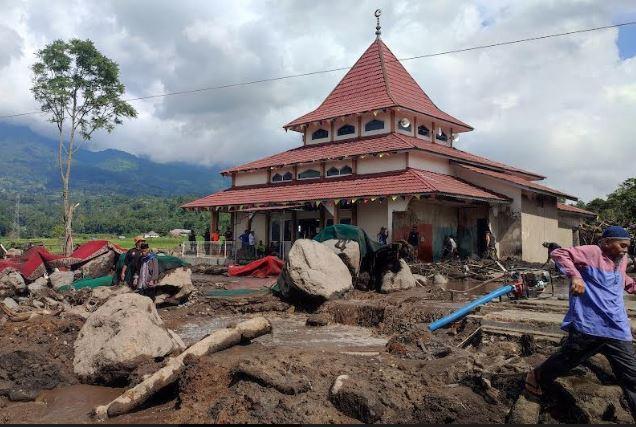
[1,20,634,120]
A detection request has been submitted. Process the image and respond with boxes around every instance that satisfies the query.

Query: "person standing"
[484,230,498,260]
[188,229,196,254]
[120,236,145,288]
[407,226,420,259]
[248,230,256,257]
[377,227,388,245]
[204,229,211,255]
[134,242,159,297]
[524,226,636,420]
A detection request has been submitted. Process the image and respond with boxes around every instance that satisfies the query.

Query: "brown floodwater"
[176,314,388,352]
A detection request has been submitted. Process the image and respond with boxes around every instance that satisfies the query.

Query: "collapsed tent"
[228,256,284,278]
[0,240,125,281]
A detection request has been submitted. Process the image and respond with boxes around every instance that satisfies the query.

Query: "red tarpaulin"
[228,256,284,278]
[0,240,125,281]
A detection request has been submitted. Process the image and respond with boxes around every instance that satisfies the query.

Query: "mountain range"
[0,123,229,197]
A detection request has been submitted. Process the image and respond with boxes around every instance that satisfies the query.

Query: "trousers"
[536,328,636,418]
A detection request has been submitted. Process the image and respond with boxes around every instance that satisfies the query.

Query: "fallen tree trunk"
[94,316,272,419]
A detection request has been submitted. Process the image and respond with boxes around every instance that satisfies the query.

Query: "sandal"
[524,370,543,400]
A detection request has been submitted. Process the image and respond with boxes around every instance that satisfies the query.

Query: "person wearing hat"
[120,235,145,288]
[524,226,636,418]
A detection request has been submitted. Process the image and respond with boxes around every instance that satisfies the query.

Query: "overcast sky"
[0,0,635,201]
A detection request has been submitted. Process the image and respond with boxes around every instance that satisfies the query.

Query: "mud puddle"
[1,384,123,424]
[176,314,388,352]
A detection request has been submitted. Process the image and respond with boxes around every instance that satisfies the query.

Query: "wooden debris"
[94,316,272,419]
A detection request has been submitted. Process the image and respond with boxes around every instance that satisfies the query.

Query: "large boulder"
[154,267,194,305]
[321,239,361,276]
[79,251,116,279]
[73,293,185,385]
[0,269,26,297]
[49,270,74,291]
[380,259,416,293]
[277,239,352,301]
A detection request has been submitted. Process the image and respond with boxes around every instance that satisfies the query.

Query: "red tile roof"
[557,203,596,217]
[285,39,471,130]
[456,164,576,200]
[222,132,544,180]
[182,168,508,209]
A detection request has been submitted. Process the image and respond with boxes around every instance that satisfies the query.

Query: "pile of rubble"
[0,241,195,322]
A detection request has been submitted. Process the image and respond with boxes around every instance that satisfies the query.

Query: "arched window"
[326,166,340,177]
[436,131,448,142]
[398,119,412,132]
[339,165,353,175]
[298,169,321,179]
[272,173,282,182]
[417,125,430,137]
[312,128,328,140]
[337,124,355,136]
[364,119,385,132]
[282,171,293,181]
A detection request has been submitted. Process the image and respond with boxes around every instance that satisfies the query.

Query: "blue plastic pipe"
[428,284,514,332]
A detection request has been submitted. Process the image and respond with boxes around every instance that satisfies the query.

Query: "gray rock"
[277,239,352,301]
[433,274,449,285]
[49,270,74,291]
[321,239,361,276]
[329,374,385,423]
[2,297,19,311]
[380,259,416,293]
[27,277,49,295]
[73,293,185,385]
[508,395,540,424]
[0,270,26,297]
[79,251,116,278]
[306,313,331,327]
[154,267,194,305]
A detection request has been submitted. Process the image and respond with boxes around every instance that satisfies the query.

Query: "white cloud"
[0,0,634,201]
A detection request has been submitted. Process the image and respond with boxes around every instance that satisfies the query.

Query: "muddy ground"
[1,273,634,424]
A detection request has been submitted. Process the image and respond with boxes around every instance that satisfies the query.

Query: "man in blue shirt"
[524,226,635,418]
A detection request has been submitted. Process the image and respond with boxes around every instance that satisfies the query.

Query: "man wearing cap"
[120,236,145,288]
[524,226,636,418]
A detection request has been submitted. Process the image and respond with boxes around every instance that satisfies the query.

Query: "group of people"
[119,235,159,295]
[380,225,496,261]
[239,229,268,258]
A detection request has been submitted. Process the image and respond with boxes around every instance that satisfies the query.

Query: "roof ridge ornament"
[374,9,382,38]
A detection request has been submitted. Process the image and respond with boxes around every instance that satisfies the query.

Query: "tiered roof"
[285,39,471,130]
[223,133,544,180]
[181,168,508,209]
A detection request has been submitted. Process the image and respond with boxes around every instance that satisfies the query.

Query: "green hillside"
[0,123,229,197]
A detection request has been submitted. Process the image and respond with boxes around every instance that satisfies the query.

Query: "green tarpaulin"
[313,224,383,260]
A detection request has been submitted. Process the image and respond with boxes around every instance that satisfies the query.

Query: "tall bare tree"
[31,39,137,255]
